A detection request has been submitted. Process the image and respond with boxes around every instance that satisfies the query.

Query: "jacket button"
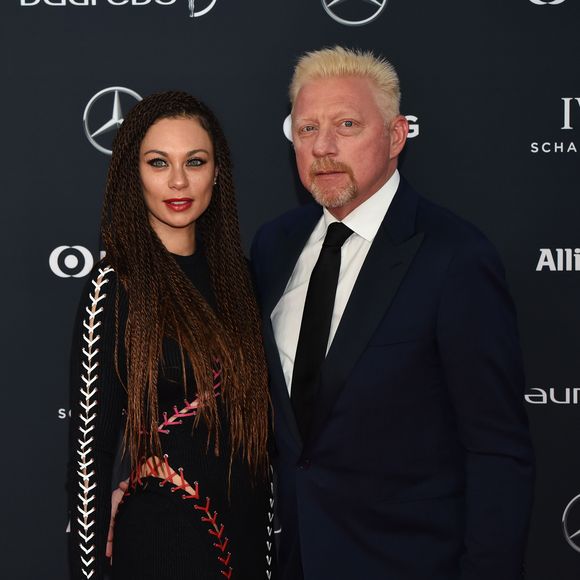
[298,459,311,470]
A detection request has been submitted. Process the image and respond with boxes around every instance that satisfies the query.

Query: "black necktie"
[291,222,353,439]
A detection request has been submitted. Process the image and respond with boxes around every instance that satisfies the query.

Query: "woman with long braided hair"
[67,92,275,579]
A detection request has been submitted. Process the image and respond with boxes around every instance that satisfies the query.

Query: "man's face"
[292,76,407,219]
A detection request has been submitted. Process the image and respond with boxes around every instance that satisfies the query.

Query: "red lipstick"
[164,198,193,212]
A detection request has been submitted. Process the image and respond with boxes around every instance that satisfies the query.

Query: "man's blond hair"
[289,46,401,122]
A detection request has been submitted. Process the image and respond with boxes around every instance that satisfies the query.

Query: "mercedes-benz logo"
[563,493,580,554]
[83,87,142,155]
[187,0,218,18]
[322,0,389,27]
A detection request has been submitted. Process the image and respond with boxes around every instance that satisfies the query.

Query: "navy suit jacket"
[251,179,534,580]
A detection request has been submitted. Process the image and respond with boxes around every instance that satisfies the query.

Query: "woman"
[67,92,275,580]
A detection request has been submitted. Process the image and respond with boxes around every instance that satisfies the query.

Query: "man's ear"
[389,115,409,159]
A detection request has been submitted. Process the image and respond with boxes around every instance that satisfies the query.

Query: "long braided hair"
[101,91,269,475]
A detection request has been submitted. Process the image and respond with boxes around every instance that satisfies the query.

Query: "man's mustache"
[310,158,355,180]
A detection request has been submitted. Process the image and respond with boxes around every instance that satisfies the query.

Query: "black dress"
[68,253,275,580]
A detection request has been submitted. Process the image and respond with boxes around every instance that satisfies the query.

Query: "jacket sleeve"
[436,236,534,580]
[67,265,127,580]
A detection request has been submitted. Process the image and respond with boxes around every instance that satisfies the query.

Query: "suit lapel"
[304,180,424,449]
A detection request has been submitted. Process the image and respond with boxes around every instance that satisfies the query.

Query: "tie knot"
[323,222,353,248]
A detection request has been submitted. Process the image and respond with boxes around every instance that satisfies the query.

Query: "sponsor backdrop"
[3,0,579,578]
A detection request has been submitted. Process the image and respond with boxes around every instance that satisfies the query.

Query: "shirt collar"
[320,169,400,243]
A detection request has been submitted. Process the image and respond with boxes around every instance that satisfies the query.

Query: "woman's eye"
[186,158,206,167]
[147,158,167,168]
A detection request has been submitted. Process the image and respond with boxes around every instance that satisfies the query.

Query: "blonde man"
[251,46,533,580]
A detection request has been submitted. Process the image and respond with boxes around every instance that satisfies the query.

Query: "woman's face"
[139,116,216,249]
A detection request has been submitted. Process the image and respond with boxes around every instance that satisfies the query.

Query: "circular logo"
[529,0,566,4]
[188,0,218,17]
[321,0,389,27]
[563,494,580,553]
[49,246,94,278]
[83,86,142,155]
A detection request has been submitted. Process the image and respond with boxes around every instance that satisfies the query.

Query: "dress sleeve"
[67,265,127,580]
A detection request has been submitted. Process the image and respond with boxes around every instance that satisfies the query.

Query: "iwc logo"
[83,86,142,155]
[562,494,580,554]
[530,98,578,155]
[321,0,389,27]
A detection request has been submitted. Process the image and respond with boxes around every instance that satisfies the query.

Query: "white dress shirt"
[271,170,400,395]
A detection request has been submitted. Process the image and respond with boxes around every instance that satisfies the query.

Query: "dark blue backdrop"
[3,1,580,577]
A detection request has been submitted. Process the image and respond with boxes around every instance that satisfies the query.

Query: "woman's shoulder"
[74,259,122,321]
[81,259,117,297]
[89,258,116,282]
[70,259,128,360]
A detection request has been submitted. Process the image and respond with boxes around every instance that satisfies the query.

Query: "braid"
[102,91,270,475]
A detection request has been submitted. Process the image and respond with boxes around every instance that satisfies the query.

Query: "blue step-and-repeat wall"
[3,1,579,578]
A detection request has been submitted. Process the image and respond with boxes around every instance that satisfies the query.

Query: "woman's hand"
[106,479,129,562]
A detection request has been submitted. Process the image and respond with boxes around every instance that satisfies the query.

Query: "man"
[250,46,534,580]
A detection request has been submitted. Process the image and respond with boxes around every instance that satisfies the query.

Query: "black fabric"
[291,222,353,440]
[67,251,276,580]
[172,251,217,312]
